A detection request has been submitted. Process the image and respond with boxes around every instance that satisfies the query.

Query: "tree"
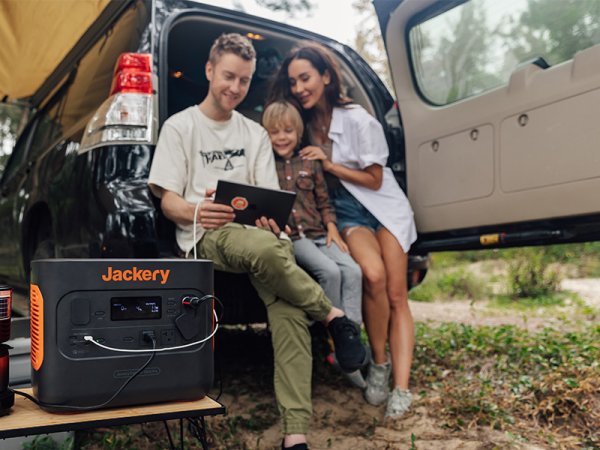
[505,0,600,66]
[232,0,315,17]
[352,0,392,89]
[0,103,29,171]
[411,0,501,104]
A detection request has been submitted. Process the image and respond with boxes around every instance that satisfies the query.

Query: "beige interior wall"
[386,0,600,233]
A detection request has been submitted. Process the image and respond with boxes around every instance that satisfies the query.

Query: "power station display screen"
[110,297,161,321]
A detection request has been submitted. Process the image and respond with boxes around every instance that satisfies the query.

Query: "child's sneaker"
[326,352,367,389]
[385,388,412,418]
[327,316,369,372]
[364,359,391,406]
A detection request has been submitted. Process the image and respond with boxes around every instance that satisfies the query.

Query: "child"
[262,101,365,388]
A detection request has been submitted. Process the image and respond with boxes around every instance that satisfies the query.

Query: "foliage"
[432,241,600,277]
[23,436,74,450]
[410,267,487,302]
[412,322,600,447]
[254,0,313,15]
[0,103,28,172]
[507,247,562,298]
[352,0,392,89]
[505,0,600,66]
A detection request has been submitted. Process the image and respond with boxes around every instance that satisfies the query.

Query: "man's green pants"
[197,224,332,435]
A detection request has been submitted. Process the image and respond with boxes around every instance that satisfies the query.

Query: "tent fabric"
[0,0,111,101]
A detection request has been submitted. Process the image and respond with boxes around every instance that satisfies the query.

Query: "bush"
[507,248,562,298]
[410,268,487,301]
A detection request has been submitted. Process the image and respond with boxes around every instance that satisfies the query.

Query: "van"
[1,0,599,331]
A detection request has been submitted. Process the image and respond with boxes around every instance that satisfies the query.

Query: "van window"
[408,0,600,105]
[0,103,29,175]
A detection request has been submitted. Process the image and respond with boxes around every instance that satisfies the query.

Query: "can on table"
[0,285,12,342]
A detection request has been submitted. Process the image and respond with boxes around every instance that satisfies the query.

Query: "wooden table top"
[0,388,225,439]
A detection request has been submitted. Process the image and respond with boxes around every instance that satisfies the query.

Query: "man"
[148,33,367,450]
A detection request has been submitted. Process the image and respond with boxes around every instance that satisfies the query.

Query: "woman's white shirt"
[328,105,417,253]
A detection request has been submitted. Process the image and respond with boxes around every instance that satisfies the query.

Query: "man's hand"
[198,188,235,229]
[255,216,292,236]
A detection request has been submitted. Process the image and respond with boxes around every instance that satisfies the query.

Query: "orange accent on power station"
[30,284,44,371]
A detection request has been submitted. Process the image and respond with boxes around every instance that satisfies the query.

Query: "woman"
[269,42,418,418]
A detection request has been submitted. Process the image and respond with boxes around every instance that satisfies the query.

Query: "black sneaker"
[282,442,309,450]
[327,316,369,373]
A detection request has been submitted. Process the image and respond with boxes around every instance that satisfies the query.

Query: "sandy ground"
[200,278,598,450]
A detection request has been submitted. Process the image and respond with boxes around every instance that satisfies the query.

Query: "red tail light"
[110,53,153,95]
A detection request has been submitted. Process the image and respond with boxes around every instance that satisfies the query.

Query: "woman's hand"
[300,145,334,171]
[326,222,349,253]
[300,145,327,161]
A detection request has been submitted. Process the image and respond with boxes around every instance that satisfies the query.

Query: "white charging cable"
[193,199,202,260]
[83,309,219,353]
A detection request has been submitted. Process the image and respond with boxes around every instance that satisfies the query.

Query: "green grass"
[412,322,600,447]
[432,241,600,277]
[410,268,488,302]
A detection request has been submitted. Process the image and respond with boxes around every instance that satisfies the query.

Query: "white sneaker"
[385,388,412,418]
[364,359,391,406]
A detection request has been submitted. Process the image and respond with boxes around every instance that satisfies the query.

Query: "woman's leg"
[376,227,414,390]
[342,227,388,364]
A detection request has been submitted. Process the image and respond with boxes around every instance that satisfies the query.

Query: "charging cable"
[193,199,202,260]
[83,308,219,353]
[12,335,157,410]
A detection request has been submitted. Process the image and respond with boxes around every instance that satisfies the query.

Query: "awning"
[0,0,111,101]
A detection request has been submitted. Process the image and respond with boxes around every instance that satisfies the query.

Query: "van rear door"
[374,0,600,251]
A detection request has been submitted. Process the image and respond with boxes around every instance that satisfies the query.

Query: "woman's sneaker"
[385,388,412,418]
[364,359,391,406]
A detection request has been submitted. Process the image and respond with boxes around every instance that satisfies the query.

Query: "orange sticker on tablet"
[231,196,248,210]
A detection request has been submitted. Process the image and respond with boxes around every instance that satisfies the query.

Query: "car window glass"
[409,0,600,105]
[0,103,29,175]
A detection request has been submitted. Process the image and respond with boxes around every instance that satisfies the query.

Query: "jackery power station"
[29,259,215,411]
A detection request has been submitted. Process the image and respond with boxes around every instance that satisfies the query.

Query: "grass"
[410,268,488,302]
[412,322,600,448]
[432,241,600,277]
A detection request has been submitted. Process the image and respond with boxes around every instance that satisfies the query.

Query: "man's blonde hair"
[208,33,256,65]
[262,101,304,138]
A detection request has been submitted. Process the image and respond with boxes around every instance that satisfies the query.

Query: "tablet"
[214,180,296,229]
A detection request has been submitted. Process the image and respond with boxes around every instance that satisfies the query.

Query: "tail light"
[80,53,155,152]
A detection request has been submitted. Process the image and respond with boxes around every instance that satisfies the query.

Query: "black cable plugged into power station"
[11,335,157,411]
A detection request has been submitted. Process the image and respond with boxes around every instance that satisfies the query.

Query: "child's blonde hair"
[262,101,304,139]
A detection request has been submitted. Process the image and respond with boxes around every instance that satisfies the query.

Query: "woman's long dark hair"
[267,41,352,116]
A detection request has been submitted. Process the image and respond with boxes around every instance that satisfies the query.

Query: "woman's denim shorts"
[331,186,383,232]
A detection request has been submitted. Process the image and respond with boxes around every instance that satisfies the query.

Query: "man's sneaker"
[326,352,367,389]
[364,359,391,406]
[385,388,412,418]
[282,442,309,450]
[327,316,368,373]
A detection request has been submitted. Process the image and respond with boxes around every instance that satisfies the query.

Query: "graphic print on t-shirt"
[200,149,246,171]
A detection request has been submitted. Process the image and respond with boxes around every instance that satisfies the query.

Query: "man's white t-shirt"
[148,106,279,254]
